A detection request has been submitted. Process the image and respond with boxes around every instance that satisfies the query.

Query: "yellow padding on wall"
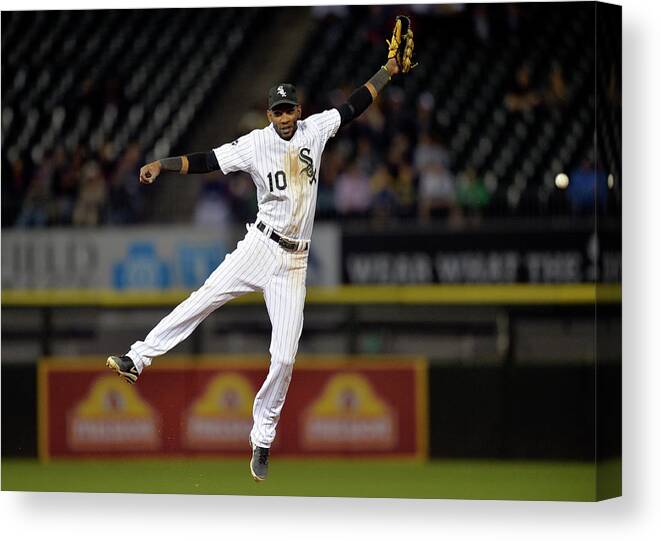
[2,284,621,306]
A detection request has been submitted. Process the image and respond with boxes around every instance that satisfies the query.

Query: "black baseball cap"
[268,83,298,110]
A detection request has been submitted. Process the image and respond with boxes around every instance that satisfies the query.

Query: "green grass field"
[1,458,619,501]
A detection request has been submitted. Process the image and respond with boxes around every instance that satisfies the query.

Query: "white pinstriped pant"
[126,224,308,448]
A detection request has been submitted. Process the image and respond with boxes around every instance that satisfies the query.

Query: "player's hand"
[385,58,400,77]
[139,161,161,184]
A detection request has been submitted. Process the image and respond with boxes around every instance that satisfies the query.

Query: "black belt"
[256,222,309,252]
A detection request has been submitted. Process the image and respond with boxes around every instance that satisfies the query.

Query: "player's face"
[267,104,302,140]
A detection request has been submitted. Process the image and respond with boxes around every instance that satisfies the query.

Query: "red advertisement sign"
[38,356,428,460]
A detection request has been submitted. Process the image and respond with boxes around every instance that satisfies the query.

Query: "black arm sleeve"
[338,85,374,128]
[186,151,220,174]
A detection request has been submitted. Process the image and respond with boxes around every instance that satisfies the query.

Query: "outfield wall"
[1,223,620,461]
[1,358,620,461]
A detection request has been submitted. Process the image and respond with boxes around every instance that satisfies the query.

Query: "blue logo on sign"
[113,242,171,289]
[176,244,224,287]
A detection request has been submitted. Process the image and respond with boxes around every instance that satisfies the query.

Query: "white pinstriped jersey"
[213,108,341,240]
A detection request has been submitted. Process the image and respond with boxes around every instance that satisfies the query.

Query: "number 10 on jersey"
[267,171,287,192]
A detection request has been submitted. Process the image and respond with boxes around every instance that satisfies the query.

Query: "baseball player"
[107,16,416,482]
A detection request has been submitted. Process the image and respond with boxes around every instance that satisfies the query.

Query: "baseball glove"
[387,15,417,74]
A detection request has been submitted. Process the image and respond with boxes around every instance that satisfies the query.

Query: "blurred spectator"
[543,62,568,108]
[369,165,398,221]
[311,5,349,19]
[316,173,337,220]
[73,161,107,226]
[383,87,417,140]
[334,164,372,218]
[354,95,386,137]
[15,154,54,227]
[354,136,378,175]
[3,156,29,226]
[71,144,88,172]
[456,167,491,221]
[472,5,491,43]
[386,133,412,172]
[435,3,466,16]
[505,64,541,113]
[107,177,135,225]
[393,164,418,219]
[98,142,116,178]
[416,92,436,136]
[193,178,232,227]
[566,158,608,215]
[410,4,433,15]
[227,172,258,223]
[414,133,449,172]
[317,148,344,219]
[364,5,391,45]
[109,142,143,223]
[76,78,104,128]
[104,78,128,114]
[52,145,78,225]
[417,161,458,223]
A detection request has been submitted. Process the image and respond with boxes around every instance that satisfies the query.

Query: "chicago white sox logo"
[277,85,287,97]
[299,148,317,184]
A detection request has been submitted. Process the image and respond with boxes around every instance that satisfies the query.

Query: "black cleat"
[106,355,139,384]
[249,438,269,482]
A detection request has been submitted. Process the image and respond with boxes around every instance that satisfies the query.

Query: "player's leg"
[124,229,275,373]
[250,250,308,450]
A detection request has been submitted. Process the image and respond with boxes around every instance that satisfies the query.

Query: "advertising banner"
[39,356,427,460]
[2,224,340,291]
[342,225,621,284]
[2,227,234,291]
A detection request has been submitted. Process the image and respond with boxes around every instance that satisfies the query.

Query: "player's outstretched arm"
[336,15,415,129]
[139,152,220,184]
[336,60,398,130]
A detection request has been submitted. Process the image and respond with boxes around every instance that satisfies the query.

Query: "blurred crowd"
[3,142,146,227]
[2,82,500,229]
[310,88,491,227]
[3,67,598,230]
[3,3,617,229]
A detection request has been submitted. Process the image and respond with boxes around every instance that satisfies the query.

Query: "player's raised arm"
[139,151,220,184]
[336,15,417,128]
